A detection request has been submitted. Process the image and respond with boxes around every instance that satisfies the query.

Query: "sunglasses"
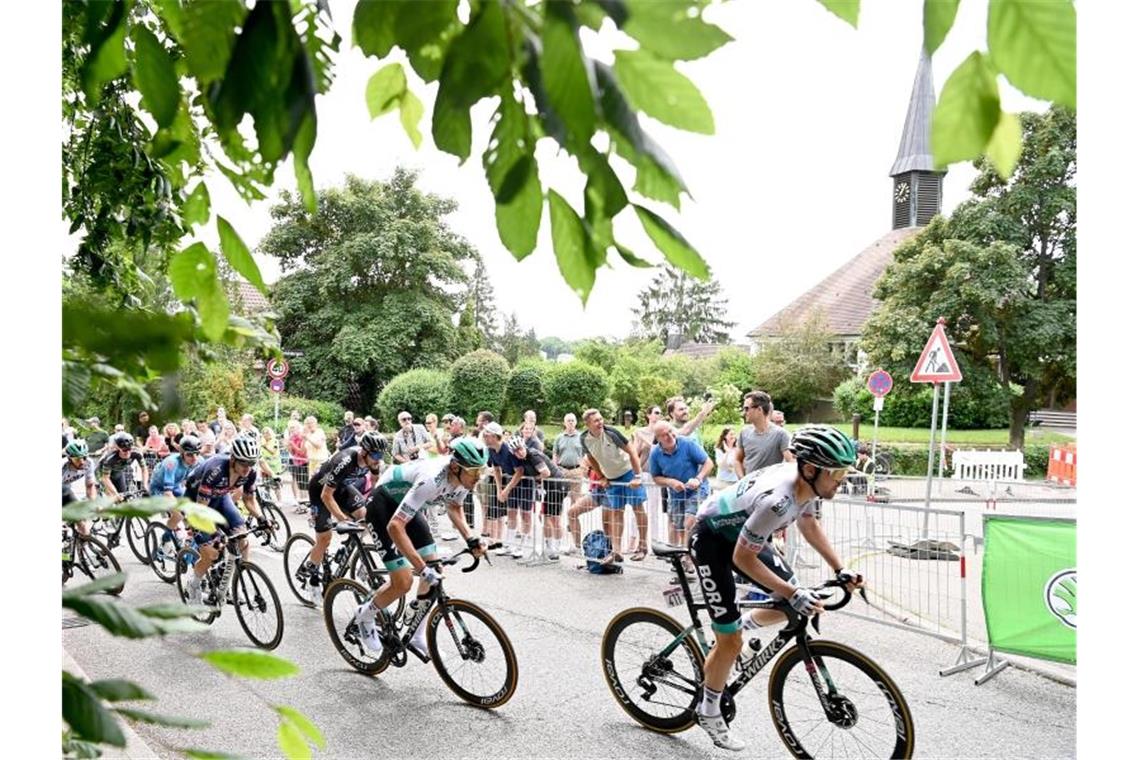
[367,451,383,461]
[353,423,363,428]
[822,466,849,481]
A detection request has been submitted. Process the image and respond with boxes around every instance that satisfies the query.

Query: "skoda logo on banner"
[1044,569,1076,629]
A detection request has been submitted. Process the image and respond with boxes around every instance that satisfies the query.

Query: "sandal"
[630,547,647,561]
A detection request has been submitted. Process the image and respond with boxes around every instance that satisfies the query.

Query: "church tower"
[890,52,945,229]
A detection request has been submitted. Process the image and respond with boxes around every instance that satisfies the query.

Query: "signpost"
[910,319,962,535]
[866,369,893,498]
[267,359,289,426]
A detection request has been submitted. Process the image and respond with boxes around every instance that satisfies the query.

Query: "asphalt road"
[64,513,1076,760]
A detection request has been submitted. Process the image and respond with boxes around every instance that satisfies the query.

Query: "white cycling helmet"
[230,435,260,463]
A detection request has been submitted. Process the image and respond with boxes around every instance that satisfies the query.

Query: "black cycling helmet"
[358,430,386,454]
[229,435,260,464]
[790,425,857,469]
[112,432,134,450]
[179,435,202,454]
[449,439,488,469]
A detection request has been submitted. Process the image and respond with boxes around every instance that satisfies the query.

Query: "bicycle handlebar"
[429,542,503,574]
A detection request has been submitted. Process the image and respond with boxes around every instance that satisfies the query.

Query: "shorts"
[62,483,77,507]
[688,520,797,634]
[668,491,703,530]
[308,479,366,533]
[478,477,503,520]
[542,478,569,517]
[604,470,646,510]
[365,488,438,571]
[507,480,535,512]
[588,483,610,508]
[104,469,132,495]
[191,494,247,545]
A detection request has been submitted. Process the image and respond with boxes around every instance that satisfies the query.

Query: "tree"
[261,170,475,410]
[470,259,499,345]
[539,336,572,361]
[455,297,484,355]
[634,267,735,344]
[754,310,850,418]
[495,313,542,366]
[862,107,1076,447]
[450,349,511,422]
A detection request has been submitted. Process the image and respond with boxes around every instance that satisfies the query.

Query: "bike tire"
[427,598,519,709]
[768,639,915,759]
[142,522,180,584]
[232,561,285,650]
[599,607,704,733]
[175,549,219,625]
[75,535,125,596]
[323,578,391,676]
[126,516,151,565]
[259,503,291,551]
[283,533,318,606]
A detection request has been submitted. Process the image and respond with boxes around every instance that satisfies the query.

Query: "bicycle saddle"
[651,540,688,558]
[334,522,365,535]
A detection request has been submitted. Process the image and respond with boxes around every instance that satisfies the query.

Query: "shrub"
[545,361,610,418]
[504,361,547,424]
[449,349,511,421]
[375,369,453,428]
[637,375,682,415]
[833,372,1009,429]
[248,394,344,430]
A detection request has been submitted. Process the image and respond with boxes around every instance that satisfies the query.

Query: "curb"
[63,645,160,759]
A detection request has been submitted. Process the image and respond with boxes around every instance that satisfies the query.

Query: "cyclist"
[688,425,863,752]
[353,440,488,658]
[147,435,202,557]
[98,432,149,502]
[182,436,266,607]
[63,439,98,536]
[293,430,387,596]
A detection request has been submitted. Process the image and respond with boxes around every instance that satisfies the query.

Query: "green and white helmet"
[789,425,857,469]
[449,439,488,469]
[65,439,88,458]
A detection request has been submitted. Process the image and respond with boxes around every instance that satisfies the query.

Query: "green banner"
[982,516,1076,664]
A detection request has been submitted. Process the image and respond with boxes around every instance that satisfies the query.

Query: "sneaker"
[439,529,459,541]
[160,536,176,561]
[696,712,745,752]
[307,577,323,604]
[546,541,560,560]
[491,545,511,557]
[564,545,581,556]
[354,602,382,653]
[510,544,526,559]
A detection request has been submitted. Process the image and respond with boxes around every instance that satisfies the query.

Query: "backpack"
[583,529,622,575]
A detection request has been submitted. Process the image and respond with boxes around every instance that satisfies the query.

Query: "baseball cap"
[86,417,100,425]
[483,422,504,438]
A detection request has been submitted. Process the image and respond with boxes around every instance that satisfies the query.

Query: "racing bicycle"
[282,514,399,613]
[88,490,151,565]
[62,523,124,595]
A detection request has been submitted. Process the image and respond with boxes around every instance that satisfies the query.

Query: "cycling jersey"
[694,462,816,552]
[148,453,196,497]
[308,448,370,533]
[62,458,96,488]
[98,449,144,476]
[185,454,257,504]
[376,457,469,524]
[313,447,369,492]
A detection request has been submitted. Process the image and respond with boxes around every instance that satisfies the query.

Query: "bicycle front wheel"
[768,640,915,759]
[126,516,151,565]
[599,607,704,733]
[232,562,284,650]
[143,522,179,583]
[259,504,291,551]
[283,533,318,606]
[175,549,219,625]
[427,599,518,708]
[76,536,124,595]
[323,578,391,675]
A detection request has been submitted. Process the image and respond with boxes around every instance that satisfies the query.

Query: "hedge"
[248,394,344,430]
[504,363,547,424]
[375,369,453,429]
[449,350,510,422]
[544,361,610,418]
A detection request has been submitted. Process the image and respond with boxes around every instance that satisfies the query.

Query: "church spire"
[890,50,944,229]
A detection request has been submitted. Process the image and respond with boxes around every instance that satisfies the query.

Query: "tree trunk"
[1009,378,1039,450]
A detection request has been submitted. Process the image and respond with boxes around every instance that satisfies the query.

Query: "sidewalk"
[63,645,158,759]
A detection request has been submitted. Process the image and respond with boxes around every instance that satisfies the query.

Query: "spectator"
[503,435,568,560]
[210,406,227,436]
[144,425,168,458]
[164,422,182,453]
[649,421,713,560]
[424,413,445,457]
[770,409,786,427]
[259,426,287,505]
[520,420,542,453]
[714,427,740,488]
[473,411,497,534]
[364,415,378,432]
[215,420,238,455]
[735,390,793,477]
[336,411,357,451]
[667,396,716,446]
[286,419,308,510]
[132,411,151,447]
[84,417,109,457]
[62,418,77,449]
[580,408,649,564]
[392,411,431,463]
[442,415,465,453]
[196,421,217,455]
[621,410,636,437]
[634,405,668,520]
[289,409,302,423]
[553,413,585,489]
[481,422,512,554]
[519,410,545,446]
[566,462,608,554]
[303,415,330,483]
[239,413,257,437]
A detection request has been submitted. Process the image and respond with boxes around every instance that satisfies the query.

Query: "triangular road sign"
[910,321,962,383]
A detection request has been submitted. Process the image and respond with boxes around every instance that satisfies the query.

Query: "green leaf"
[399,90,424,149]
[63,596,210,638]
[179,502,227,532]
[623,0,734,61]
[183,750,246,760]
[393,0,460,83]
[62,573,128,599]
[616,242,654,268]
[612,50,713,134]
[217,217,266,294]
[496,166,542,260]
[931,52,1001,168]
[274,706,326,750]
[63,672,126,747]
[169,243,217,302]
[82,0,129,101]
[365,63,407,118]
[182,182,211,228]
[987,0,1075,109]
[199,274,231,342]
[433,0,508,159]
[136,602,211,620]
[816,0,860,28]
[200,650,300,680]
[923,0,961,56]
[115,707,210,729]
[89,680,155,703]
[293,107,318,215]
[181,0,246,84]
[540,2,597,149]
[548,191,596,304]
[277,720,310,760]
[985,110,1023,179]
[584,154,628,221]
[431,92,472,160]
[62,501,97,523]
[353,0,398,58]
[131,25,180,129]
[634,205,709,279]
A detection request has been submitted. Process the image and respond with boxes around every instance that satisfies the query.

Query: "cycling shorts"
[191,494,247,545]
[308,479,367,533]
[365,488,437,571]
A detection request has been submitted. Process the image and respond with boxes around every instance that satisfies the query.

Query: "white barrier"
[952,449,1025,482]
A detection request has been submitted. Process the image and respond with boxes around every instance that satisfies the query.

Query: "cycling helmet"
[790,425,857,469]
[505,435,527,452]
[65,440,88,458]
[449,439,489,469]
[111,431,134,450]
[359,430,386,454]
[229,435,260,463]
[179,435,202,454]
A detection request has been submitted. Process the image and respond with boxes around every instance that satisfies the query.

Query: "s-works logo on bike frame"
[1044,569,1076,629]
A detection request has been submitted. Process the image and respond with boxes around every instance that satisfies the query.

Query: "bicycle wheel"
[175,549,219,625]
[872,453,893,477]
[768,639,915,759]
[599,607,704,733]
[232,561,285,650]
[323,578,391,676]
[427,598,519,709]
[143,522,180,584]
[126,516,151,565]
[76,536,124,596]
[258,504,291,551]
[283,533,318,606]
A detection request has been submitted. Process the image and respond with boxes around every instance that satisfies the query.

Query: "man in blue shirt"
[649,421,714,552]
[481,423,518,556]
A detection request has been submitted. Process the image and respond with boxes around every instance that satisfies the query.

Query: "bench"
[951,449,1025,482]
[1029,410,1076,428]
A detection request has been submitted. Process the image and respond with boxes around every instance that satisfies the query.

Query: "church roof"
[746,227,920,339]
[890,51,939,176]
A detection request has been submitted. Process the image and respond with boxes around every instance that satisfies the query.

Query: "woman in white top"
[714,427,739,489]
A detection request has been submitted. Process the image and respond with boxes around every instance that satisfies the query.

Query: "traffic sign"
[910,319,962,383]
[867,369,893,397]
[266,359,290,380]
[269,378,285,393]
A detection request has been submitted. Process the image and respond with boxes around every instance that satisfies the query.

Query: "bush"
[637,375,682,415]
[176,355,261,419]
[713,348,755,392]
[248,394,344,430]
[375,369,453,428]
[545,361,611,418]
[504,361,547,424]
[833,372,1009,429]
[449,349,511,421]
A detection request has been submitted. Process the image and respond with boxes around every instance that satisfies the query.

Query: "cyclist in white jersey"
[688,425,864,751]
[353,440,487,657]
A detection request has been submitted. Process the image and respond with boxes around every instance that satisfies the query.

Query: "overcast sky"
[202,0,1047,344]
